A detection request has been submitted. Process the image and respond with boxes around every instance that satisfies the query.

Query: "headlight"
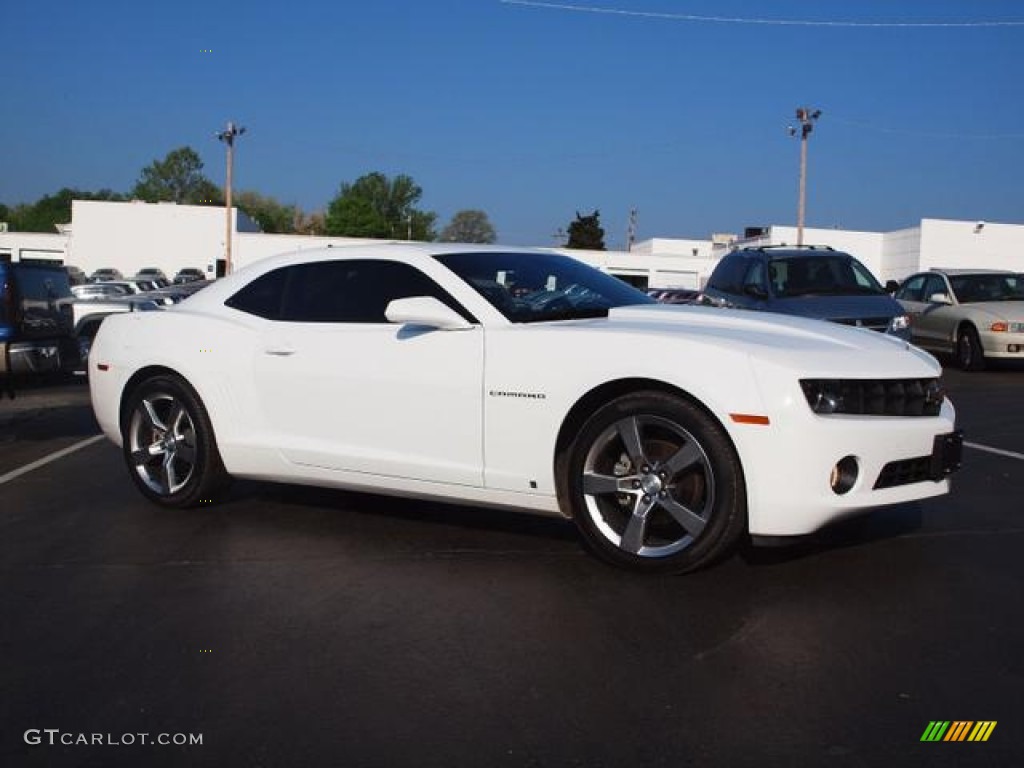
[993,321,1024,333]
[800,378,944,417]
[889,314,910,332]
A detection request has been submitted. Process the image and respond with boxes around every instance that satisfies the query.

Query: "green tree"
[3,188,125,232]
[234,190,299,234]
[131,146,221,205]
[325,172,436,240]
[439,209,497,244]
[566,210,606,250]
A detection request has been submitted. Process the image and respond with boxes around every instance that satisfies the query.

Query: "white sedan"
[89,244,962,573]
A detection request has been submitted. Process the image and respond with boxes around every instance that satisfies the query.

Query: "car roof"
[241,241,553,273]
[182,242,565,310]
[928,268,1018,276]
[735,245,842,258]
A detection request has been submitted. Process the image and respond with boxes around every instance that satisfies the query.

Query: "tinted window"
[771,255,884,298]
[13,266,71,301]
[9,265,73,336]
[226,260,472,324]
[281,260,470,323]
[706,252,749,294]
[742,260,767,293]
[896,275,927,302]
[921,275,949,302]
[225,267,288,319]
[949,273,1024,303]
[0,266,10,332]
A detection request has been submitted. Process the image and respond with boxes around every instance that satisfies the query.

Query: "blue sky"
[4,1,1024,247]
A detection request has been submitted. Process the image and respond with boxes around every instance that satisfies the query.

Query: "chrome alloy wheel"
[127,392,199,496]
[581,414,715,559]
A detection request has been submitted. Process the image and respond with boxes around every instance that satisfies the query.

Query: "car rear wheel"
[564,392,747,573]
[122,375,230,507]
[955,325,985,371]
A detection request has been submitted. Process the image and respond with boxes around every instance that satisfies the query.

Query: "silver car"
[896,269,1024,370]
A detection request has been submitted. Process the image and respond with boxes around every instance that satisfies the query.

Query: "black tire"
[121,374,230,507]
[563,392,747,574]
[955,325,985,371]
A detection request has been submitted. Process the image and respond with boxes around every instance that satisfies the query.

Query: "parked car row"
[645,288,700,304]
[1,260,213,389]
[82,266,208,286]
[644,245,1022,373]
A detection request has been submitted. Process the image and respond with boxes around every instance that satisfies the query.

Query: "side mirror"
[385,296,473,330]
[927,292,953,305]
[885,280,900,295]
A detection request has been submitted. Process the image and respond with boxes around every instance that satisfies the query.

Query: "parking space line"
[0,434,106,486]
[964,440,1024,462]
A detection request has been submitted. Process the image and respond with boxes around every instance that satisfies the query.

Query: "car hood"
[768,293,902,321]
[602,304,938,377]
[956,300,1024,321]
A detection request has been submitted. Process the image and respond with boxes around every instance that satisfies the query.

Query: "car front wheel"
[564,392,747,573]
[955,325,985,371]
[122,375,230,507]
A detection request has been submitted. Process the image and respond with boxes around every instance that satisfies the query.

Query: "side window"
[224,267,288,319]
[707,253,747,294]
[742,260,766,292]
[922,275,948,302]
[281,260,473,324]
[896,275,926,302]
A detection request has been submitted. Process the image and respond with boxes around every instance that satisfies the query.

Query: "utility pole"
[216,121,246,275]
[626,207,637,252]
[789,107,820,246]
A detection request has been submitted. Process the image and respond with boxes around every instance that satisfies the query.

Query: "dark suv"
[1,260,79,382]
[701,245,911,339]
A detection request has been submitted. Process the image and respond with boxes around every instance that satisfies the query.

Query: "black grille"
[874,457,933,489]
[833,317,890,332]
[800,378,945,417]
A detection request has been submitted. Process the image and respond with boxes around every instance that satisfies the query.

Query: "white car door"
[249,259,485,486]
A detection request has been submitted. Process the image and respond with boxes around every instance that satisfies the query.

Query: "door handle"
[263,342,295,356]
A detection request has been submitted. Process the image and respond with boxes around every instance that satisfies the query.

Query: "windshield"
[949,273,1024,303]
[434,251,654,322]
[770,255,885,298]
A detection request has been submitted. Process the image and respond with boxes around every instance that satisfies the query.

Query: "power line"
[500,0,1024,28]
[827,115,1024,141]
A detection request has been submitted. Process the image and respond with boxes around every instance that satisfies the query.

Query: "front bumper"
[732,397,959,538]
[981,329,1024,359]
[3,340,66,374]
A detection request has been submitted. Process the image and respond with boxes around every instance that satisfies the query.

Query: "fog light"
[830,456,858,495]
[1009,344,1021,354]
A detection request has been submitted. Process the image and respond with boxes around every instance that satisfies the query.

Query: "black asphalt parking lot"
[1,367,1022,767]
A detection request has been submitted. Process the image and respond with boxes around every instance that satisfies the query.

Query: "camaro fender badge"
[489,389,547,400]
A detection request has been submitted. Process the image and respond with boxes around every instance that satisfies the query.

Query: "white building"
[1,200,1022,289]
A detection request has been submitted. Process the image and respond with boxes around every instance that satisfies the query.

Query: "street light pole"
[790,107,821,246]
[216,121,246,275]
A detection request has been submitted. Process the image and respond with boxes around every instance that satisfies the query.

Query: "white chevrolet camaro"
[89,243,962,573]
